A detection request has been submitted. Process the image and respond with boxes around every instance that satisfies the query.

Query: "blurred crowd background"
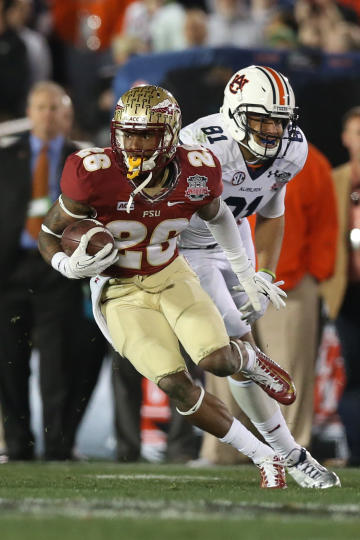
[2,0,360,151]
[1,0,360,465]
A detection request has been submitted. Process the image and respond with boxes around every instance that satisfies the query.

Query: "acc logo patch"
[117,201,134,211]
[185,174,210,201]
[232,171,246,185]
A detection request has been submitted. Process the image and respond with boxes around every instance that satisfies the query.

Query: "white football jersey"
[179,112,308,248]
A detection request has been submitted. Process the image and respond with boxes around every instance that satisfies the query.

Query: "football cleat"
[285,447,341,488]
[242,346,296,405]
[256,454,287,489]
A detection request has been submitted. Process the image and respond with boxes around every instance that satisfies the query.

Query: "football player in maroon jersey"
[38,85,294,487]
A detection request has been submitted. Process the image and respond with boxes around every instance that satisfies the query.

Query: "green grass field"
[0,462,359,540]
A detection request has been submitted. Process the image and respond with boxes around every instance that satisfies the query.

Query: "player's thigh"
[103,298,186,384]
[183,249,249,337]
[183,250,230,309]
[160,270,229,365]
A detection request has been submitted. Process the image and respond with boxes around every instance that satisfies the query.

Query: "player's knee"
[199,344,239,377]
[158,370,200,409]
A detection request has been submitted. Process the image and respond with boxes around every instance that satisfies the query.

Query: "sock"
[228,378,300,457]
[230,340,256,373]
[219,417,274,464]
[243,342,256,371]
[253,410,300,457]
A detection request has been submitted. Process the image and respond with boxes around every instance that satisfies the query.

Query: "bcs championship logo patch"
[268,170,291,191]
[185,175,210,201]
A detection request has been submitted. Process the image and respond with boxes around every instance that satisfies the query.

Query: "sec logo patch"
[232,172,245,185]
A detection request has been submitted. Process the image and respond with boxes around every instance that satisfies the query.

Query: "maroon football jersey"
[60,145,223,277]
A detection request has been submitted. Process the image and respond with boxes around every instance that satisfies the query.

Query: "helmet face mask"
[114,126,168,179]
[234,108,290,159]
[111,85,181,181]
[221,65,299,160]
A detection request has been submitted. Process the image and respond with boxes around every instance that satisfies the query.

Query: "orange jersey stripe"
[247,162,264,170]
[262,66,286,105]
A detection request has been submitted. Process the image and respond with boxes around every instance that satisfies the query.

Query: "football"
[61,219,115,256]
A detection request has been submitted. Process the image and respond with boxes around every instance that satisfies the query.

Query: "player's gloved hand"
[234,269,287,321]
[51,231,118,279]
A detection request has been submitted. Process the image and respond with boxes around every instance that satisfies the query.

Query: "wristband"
[51,251,78,279]
[51,251,68,271]
[258,268,276,281]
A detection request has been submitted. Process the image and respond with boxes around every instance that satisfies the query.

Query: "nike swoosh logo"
[267,424,281,434]
[167,201,185,206]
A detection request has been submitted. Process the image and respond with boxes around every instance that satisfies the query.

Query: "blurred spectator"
[0,81,104,461]
[161,64,233,126]
[116,1,209,63]
[80,33,148,146]
[112,354,199,463]
[179,0,209,9]
[121,0,189,53]
[48,0,134,135]
[207,0,266,47]
[256,143,338,448]
[0,0,30,120]
[183,7,208,47]
[321,106,360,466]
[295,0,360,52]
[336,0,360,22]
[90,3,209,145]
[263,6,299,49]
[6,0,52,84]
[50,0,133,52]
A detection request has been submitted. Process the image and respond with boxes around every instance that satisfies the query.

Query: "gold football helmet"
[111,85,182,179]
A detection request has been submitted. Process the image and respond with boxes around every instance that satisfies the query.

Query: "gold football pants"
[101,256,229,384]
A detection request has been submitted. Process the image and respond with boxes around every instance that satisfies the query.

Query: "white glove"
[234,269,287,319]
[52,232,118,279]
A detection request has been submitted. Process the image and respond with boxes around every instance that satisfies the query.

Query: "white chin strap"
[124,153,157,213]
[142,155,157,171]
[126,172,153,213]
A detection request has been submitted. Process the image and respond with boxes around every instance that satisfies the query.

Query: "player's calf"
[158,370,235,438]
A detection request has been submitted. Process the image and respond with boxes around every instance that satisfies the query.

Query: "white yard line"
[0,498,359,521]
[91,474,221,481]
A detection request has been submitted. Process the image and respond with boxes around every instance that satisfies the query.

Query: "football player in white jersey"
[179,65,340,488]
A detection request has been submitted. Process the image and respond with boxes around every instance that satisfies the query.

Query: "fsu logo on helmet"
[151,99,181,115]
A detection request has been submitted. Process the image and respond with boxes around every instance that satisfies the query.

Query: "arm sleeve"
[205,199,251,273]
